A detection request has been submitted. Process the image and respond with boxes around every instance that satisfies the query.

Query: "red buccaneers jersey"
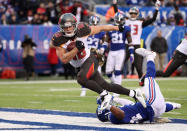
[52,22,91,68]
[125,19,143,45]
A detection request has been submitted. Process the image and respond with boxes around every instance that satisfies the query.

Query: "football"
[67,41,76,51]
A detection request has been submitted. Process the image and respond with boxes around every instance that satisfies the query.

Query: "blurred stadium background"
[0,0,187,128]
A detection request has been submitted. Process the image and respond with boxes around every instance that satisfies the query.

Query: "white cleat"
[134,88,147,108]
[166,101,181,109]
[100,93,113,110]
[135,48,156,58]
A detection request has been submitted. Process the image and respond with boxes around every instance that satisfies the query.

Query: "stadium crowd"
[0,0,186,26]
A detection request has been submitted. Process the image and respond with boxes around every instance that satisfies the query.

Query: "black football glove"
[75,40,85,51]
[118,24,125,32]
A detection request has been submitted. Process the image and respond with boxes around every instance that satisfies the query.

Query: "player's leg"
[114,50,125,85]
[134,45,143,78]
[135,48,166,117]
[105,51,115,83]
[165,101,181,112]
[77,54,104,94]
[161,51,187,77]
[113,97,134,106]
[92,71,146,109]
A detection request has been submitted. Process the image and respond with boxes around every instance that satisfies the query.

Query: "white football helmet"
[129,7,139,20]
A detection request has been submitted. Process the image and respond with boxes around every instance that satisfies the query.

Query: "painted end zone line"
[0,108,187,131]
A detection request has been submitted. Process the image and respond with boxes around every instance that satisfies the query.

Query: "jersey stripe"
[148,77,156,105]
[86,63,94,79]
[163,59,173,73]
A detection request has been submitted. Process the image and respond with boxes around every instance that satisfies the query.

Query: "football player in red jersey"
[125,0,161,83]
[51,13,146,108]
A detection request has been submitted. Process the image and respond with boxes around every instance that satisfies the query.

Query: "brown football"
[67,41,76,51]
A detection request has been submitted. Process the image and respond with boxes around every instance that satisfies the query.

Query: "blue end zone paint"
[0,108,96,118]
[0,108,187,130]
[0,119,139,131]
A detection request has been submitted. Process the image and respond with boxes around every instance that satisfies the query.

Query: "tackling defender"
[97,48,181,124]
[51,13,146,107]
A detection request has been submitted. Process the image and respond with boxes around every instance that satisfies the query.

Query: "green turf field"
[0,77,186,119]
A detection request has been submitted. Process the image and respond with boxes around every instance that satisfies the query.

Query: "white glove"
[155,0,161,10]
[130,54,134,64]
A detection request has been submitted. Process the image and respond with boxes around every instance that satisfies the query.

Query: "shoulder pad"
[52,31,68,47]
[76,22,91,37]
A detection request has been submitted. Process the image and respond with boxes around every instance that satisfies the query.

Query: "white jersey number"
[111,33,123,44]
[130,113,143,123]
[129,24,138,35]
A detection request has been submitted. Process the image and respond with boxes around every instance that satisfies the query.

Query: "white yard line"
[0,77,186,85]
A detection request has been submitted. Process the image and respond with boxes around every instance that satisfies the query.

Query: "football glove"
[75,40,85,51]
[118,24,125,32]
[155,0,161,10]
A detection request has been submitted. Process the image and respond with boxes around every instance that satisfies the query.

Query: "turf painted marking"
[0,77,186,85]
[0,108,187,131]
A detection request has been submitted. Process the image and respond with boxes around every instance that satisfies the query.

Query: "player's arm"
[142,0,160,28]
[56,46,78,64]
[110,106,125,120]
[126,30,134,64]
[126,31,132,46]
[89,25,119,36]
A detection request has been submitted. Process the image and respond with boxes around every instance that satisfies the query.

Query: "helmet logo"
[64,22,72,27]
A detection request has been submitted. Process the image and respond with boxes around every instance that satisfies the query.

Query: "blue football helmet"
[89,15,100,26]
[96,105,110,122]
[114,12,125,25]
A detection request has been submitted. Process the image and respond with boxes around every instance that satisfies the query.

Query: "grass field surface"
[0,77,186,120]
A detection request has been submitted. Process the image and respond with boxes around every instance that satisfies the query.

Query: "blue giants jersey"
[109,102,154,124]
[86,31,105,49]
[108,25,130,51]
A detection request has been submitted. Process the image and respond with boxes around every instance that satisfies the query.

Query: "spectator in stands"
[5,5,14,19]
[105,0,119,23]
[0,2,6,18]
[21,35,37,80]
[43,14,53,26]
[181,0,187,6]
[8,14,18,24]
[37,3,46,15]
[146,0,154,6]
[58,0,73,15]
[151,30,168,70]
[71,0,89,22]
[32,14,41,25]
[126,0,147,6]
[169,4,184,26]
[0,14,8,25]
[167,15,176,25]
[25,10,33,24]
[166,0,175,6]
[46,1,58,24]
[38,13,45,24]
[48,45,59,77]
